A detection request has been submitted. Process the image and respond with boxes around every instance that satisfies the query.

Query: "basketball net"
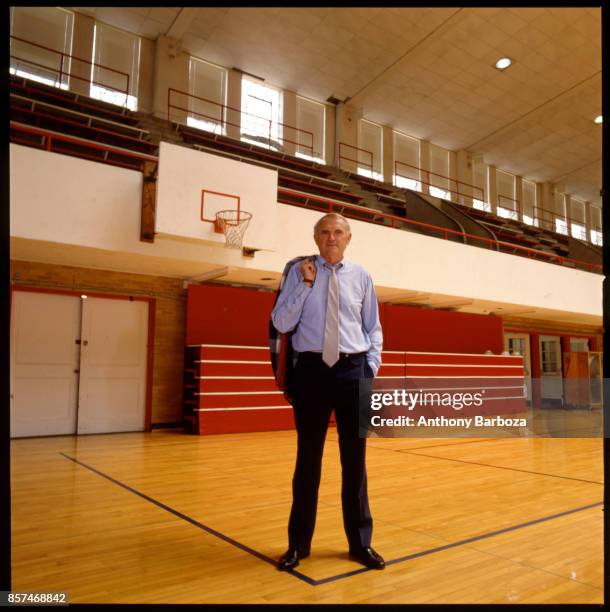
[215,210,252,249]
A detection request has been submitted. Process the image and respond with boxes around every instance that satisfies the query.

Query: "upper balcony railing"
[394,161,485,202]
[167,88,315,157]
[497,195,589,237]
[276,187,602,274]
[10,122,158,171]
[9,35,130,102]
[337,142,374,174]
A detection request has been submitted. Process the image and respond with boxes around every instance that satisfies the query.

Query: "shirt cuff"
[367,360,379,377]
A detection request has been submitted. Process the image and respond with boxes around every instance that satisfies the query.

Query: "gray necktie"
[322,266,340,367]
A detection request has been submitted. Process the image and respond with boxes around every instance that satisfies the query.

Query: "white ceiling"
[67,6,602,207]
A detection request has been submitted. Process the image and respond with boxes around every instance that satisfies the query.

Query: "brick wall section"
[10,260,186,425]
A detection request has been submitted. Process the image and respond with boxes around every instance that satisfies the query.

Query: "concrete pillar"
[225,68,242,140]
[488,164,497,215]
[540,182,555,232]
[137,37,155,114]
[282,89,297,156]
[153,35,189,121]
[515,175,523,220]
[334,104,361,171]
[564,193,572,235]
[324,103,335,165]
[455,150,473,206]
[584,201,593,240]
[419,139,431,195]
[535,182,544,226]
[382,125,393,184]
[448,150,458,204]
[70,12,94,96]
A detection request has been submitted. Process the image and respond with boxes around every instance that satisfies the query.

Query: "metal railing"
[10,122,158,167]
[276,187,602,273]
[528,204,586,235]
[10,35,130,101]
[394,160,485,203]
[497,194,520,214]
[337,142,373,173]
[167,88,314,157]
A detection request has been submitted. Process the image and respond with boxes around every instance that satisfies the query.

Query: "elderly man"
[272,212,384,571]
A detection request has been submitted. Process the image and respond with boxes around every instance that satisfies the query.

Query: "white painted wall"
[10,144,603,318]
[156,142,278,251]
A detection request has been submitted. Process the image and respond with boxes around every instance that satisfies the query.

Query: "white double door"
[10,291,149,438]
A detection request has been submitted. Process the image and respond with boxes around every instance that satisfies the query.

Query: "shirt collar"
[317,255,349,271]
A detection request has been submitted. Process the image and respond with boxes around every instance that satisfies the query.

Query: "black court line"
[314,500,604,585]
[60,453,603,587]
[367,438,498,452]
[59,453,315,586]
[398,450,604,485]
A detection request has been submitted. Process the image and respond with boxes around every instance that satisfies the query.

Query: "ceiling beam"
[550,157,602,183]
[166,7,200,40]
[348,8,463,106]
[463,71,601,151]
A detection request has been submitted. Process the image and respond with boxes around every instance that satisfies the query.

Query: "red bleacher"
[184,344,527,435]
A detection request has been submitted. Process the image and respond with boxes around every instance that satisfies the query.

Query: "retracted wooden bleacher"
[184,344,527,435]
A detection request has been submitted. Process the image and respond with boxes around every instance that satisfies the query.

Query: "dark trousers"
[287,351,373,552]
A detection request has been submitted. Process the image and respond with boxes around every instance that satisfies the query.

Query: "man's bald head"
[314,213,351,235]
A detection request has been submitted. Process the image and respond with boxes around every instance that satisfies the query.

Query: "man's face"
[314,217,351,264]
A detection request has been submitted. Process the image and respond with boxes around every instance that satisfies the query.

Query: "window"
[9,6,74,90]
[570,338,589,352]
[496,169,517,220]
[90,22,140,110]
[241,77,283,150]
[393,131,421,191]
[540,337,560,374]
[522,179,538,226]
[428,144,451,200]
[187,56,227,134]
[590,205,603,245]
[570,198,587,240]
[295,96,325,163]
[472,158,489,211]
[357,120,383,181]
[552,190,568,235]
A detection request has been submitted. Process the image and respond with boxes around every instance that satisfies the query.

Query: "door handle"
[83,340,88,346]
[74,369,80,374]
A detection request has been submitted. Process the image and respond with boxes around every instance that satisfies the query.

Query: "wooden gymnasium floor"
[10,428,603,604]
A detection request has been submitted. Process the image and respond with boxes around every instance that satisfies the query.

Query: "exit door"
[10,290,150,438]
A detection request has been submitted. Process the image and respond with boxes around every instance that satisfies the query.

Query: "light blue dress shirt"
[271,255,383,375]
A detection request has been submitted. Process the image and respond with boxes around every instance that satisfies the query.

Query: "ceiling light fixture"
[495,57,512,70]
[593,115,602,124]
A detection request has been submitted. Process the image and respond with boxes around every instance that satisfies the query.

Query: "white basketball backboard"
[156,142,278,251]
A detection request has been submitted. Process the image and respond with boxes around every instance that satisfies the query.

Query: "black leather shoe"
[349,546,385,569]
[277,548,310,571]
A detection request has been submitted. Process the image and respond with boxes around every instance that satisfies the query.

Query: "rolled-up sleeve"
[362,274,383,376]
[271,262,313,333]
